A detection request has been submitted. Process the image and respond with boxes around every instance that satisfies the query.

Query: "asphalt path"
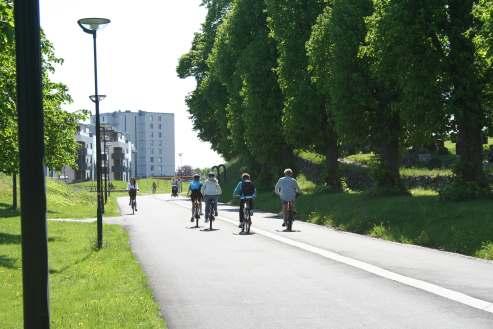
[116,195,493,329]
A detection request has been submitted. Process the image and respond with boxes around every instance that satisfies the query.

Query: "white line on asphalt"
[172,200,493,314]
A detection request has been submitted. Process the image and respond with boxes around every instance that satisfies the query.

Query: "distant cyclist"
[201,172,222,223]
[187,173,203,222]
[233,173,256,228]
[152,181,157,194]
[127,177,139,211]
[274,169,300,227]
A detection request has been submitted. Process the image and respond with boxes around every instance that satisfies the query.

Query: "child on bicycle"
[233,173,256,228]
[127,177,139,211]
[275,169,300,227]
[187,173,203,222]
[201,172,222,223]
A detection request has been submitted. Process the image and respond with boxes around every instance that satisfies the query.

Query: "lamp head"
[78,18,111,34]
[89,95,107,103]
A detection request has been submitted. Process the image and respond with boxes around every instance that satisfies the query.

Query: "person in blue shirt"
[187,173,203,221]
[233,173,256,228]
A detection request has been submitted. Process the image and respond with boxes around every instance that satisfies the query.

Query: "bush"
[439,180,492,201]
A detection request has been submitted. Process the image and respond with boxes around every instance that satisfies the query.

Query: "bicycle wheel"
[287,209,293,231]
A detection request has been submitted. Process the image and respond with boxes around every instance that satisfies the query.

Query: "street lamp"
[90,95,108,208]
[78,17,110,250]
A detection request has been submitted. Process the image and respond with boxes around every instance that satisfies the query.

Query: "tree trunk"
[324,123,342,191]
[12,173,17,210]
[375,110,404,193]
[448,0,486,186]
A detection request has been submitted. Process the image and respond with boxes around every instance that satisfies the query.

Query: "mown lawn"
[221,158,493,260]
[0,218,166,328]
[0,175,172,219]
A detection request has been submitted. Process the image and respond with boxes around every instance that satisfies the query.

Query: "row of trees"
[178,0,493,196]
[1,1,85,207]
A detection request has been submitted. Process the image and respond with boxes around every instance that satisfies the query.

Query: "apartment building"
[95,110,175,177]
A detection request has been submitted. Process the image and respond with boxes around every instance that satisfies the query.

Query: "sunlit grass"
[0,218,166,328]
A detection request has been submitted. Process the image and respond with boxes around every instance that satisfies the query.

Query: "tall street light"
[90,95,107,210]
[79,18,110,250]
[14,1,51,327]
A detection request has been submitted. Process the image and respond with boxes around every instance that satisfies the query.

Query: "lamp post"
[14,1,51,327]
[90,95,107,210]
[79,18,110,249]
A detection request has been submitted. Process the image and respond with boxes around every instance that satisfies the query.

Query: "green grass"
[219,158,493,260]
[399,167,453,177]
[250,187,493,260]
[345,153,376,166]
[0,218,166,328]
[0,175,173,219]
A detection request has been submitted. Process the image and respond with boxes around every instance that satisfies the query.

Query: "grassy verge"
[220,159,493,260]
[0,218,166,328]
[0,175,172,219]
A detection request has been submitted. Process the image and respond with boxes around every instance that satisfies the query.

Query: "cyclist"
[187,173,203,222]
[127,177,139,211]
[274,168,300,227]
[233,173,256,228]
[201,172,222,223]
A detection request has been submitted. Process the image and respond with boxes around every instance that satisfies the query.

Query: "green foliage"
[0,1,85,174]
[180,0,493,198]
[439,179,492,202]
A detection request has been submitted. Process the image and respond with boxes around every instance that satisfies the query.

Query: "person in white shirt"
[201,172,222,222]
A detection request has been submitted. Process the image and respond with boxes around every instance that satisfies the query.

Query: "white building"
[95,110,175,177]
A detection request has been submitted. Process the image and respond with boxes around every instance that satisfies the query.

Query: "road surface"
[115,195,493,329]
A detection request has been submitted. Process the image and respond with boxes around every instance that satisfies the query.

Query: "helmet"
[284,168,293,176]
[193,173,200,179]
[208,172,215,177]
[242,172,250,180]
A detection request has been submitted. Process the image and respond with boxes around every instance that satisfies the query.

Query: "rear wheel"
[287,209,293,231]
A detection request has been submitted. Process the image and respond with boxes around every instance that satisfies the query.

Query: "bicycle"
[285,200,295,232]
[241,198,253,234]
[192,198,201,228]
[130,194,137,215]
[206,198,216,230]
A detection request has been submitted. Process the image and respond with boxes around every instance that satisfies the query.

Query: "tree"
[307,0,408,193]
[266,0,342,190]
[0,0,85,208]
[177,0,234,159]
[448,0,490,187]
[208,0,291,181]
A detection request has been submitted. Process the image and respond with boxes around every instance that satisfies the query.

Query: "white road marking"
[170,199,493,314]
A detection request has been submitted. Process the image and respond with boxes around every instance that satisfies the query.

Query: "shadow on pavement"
[275,229,302,233]
[200,228,220,232]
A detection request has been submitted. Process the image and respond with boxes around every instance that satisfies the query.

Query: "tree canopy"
[179,0,493,197]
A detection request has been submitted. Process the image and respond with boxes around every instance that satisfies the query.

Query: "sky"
[39,0,224,169]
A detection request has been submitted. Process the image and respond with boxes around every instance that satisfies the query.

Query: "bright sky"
[39,0,224,169]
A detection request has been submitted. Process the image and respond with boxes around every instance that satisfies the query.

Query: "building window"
[150,157,154,163]
[151,132,154,138]
[151,165,154,171]
[158,116,162,121]
[158,124,162,129]
[150,123,153,129]
[158,132,162,138]
[151,148,154,154]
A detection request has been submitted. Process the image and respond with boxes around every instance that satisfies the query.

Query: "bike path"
[171,198,493,305]
[116,195,493,329]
